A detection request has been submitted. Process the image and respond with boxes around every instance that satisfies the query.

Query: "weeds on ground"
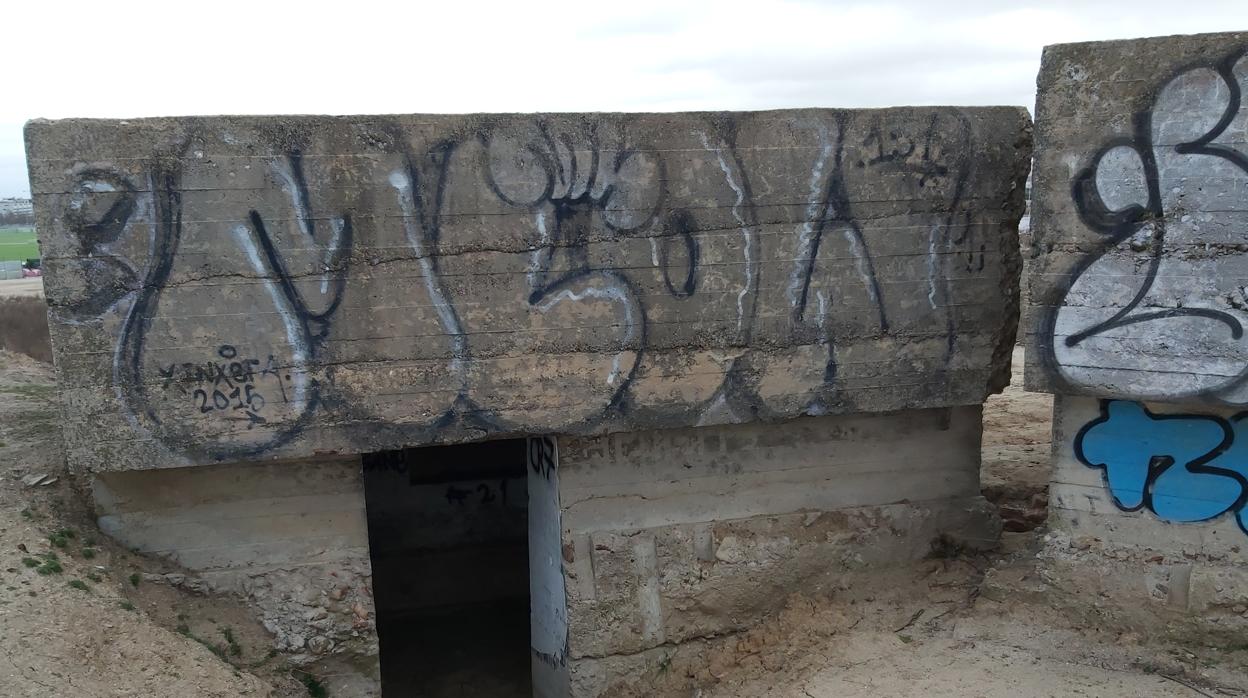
[33,552,61,575]
[48,530,73,548]
[119,600,136,612]
[221,627,243,657]
[295,671,329,698]
[129,572,141,587]
[67,579,89,592]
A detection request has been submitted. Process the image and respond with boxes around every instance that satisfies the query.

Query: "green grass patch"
[35,558,62,575]
[0,228,38,262]
[67,579,89,591]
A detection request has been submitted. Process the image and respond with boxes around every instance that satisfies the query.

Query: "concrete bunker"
[27,107,1031,696]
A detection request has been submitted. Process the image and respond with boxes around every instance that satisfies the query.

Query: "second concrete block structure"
[1026,32,1248,566]
[27,107,1031,695]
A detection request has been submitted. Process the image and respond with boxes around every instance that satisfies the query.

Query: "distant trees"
[0,210,33,226]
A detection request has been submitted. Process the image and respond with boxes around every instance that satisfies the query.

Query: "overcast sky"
[4,0,1247,197]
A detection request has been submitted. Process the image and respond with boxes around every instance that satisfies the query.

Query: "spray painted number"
[445,480,511,506]
[193,384,266,413]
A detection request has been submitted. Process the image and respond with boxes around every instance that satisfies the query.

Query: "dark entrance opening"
[363,439,531,697]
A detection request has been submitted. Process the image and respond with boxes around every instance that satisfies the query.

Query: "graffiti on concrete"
[38,109,1016,463]
[1041,46,1248,403]
[1076,400,1248,534]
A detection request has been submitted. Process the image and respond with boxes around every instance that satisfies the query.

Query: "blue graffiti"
[1076,400,1248,534]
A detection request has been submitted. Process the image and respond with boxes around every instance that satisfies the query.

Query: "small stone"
[714,536,748,564]
[163,573,185,586]
[307,636,333,655]
[20,473,49,487]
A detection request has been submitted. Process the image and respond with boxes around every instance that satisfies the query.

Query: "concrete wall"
[550,407,996,695]
[92,457,379,675]
[27,109,1029,471]
[1025,31,1248,400]
[1025,31,1248,557]
[1050,395,1248,558]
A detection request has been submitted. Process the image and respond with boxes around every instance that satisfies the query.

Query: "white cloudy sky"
[3,0,1247,197]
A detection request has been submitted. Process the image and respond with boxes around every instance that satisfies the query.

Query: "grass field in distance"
[0,228,38,262]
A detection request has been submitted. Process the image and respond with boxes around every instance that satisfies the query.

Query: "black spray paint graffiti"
[57,112,986,461]
[1041,46,1248,404]
[61,145,354,461]
[1076,400,1248,536]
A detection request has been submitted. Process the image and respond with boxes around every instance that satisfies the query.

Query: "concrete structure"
[27,108,1030,696]
[1025,32,1248,562]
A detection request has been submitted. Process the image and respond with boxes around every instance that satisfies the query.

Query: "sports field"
[0,228,38,262]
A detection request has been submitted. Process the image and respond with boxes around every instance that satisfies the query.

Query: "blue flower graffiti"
[1076,401,1248,534]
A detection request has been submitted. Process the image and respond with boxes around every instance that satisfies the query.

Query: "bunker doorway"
[363,437,549,697]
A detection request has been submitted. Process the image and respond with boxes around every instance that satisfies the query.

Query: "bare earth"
[1,346,1245,696]
[0,278,43,299]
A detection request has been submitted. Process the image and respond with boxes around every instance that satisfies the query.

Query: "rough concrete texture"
[25,109,1029,471]
[1049,394,1248,561]
[91,457,379,684]
[549,408,999,694]
[1026,31,1248,564]
[1025,31,1248,403]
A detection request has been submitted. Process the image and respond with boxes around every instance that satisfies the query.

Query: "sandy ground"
[702,547,1247,697]
[0,278,43,298]
[981,347,1053,531]
[0,345,1244,697]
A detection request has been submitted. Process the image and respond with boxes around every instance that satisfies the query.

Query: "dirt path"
[981,346,1052,532]
[0,278,43,298]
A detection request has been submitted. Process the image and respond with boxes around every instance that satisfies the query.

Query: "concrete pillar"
[1025,31,1248,566]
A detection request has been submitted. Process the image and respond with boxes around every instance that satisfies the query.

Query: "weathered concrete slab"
[93,456,380,692]
[1025,31,1248,404]
[27,109,1030,470]
[551,407,997,694]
